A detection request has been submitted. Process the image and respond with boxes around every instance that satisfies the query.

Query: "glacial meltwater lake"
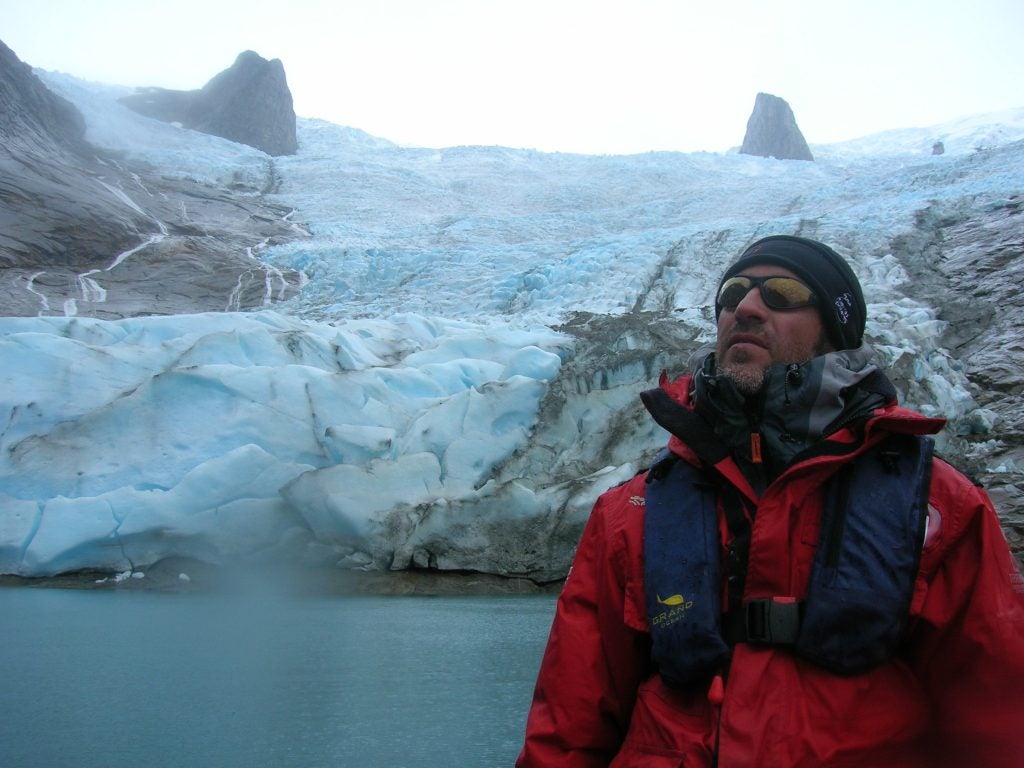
[0,586,557,768]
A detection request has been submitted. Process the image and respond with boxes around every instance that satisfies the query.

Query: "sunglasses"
[717,275,817,312]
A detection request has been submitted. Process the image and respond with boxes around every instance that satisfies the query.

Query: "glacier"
[2,71,1023,584]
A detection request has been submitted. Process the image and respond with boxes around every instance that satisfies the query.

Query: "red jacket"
[518,375,1024,767]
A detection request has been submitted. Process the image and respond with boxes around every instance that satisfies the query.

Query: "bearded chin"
[716,331,832,397]
[718,360,767,396]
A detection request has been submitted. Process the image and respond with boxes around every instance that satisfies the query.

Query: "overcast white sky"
[3,0,1023,155]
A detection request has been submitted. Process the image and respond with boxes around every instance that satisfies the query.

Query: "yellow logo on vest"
[651,593,694,628]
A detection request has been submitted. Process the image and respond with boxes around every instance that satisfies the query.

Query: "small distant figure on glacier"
[518,234,1024,767]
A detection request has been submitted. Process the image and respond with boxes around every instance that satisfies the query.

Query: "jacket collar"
[696,345,888,474]
[644,344,945,491]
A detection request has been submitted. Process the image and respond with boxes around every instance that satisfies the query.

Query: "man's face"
[715,264,832,395]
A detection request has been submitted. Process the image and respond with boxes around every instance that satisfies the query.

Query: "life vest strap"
[721,598,804,646]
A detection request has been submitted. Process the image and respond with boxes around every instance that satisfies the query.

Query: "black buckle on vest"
[743,598,802,645]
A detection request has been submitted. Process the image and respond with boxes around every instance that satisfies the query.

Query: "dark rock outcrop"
[0,39,305,318]
[740,92,814,161]
[888,194,1024,555]
[120,51,298,156]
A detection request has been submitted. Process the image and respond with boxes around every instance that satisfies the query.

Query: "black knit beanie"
[715,235,866,351]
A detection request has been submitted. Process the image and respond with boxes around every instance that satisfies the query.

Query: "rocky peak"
[120,50,298,156]
[740,92,814,161]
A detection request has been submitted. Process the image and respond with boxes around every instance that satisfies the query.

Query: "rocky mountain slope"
[0,40,304,318]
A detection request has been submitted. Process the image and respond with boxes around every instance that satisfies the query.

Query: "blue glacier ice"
[2,71,1022,580]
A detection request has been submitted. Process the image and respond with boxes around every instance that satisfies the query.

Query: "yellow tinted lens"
[717,277,754,309]
[762,277,814,308]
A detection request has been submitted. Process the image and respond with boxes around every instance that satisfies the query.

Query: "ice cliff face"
[0,56,1022,583]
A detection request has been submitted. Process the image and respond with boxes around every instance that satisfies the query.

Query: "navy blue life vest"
[643,434,933,685]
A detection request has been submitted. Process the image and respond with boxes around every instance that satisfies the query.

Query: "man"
[517,235,1024,767]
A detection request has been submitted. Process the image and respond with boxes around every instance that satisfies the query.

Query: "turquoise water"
[0,587,556,768]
